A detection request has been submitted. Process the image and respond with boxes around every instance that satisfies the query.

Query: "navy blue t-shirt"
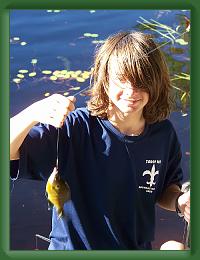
[17,107,183,250]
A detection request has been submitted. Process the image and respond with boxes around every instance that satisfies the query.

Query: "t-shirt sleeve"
[15,108,86,181]
[18,123,58,181]
[162,125,183,190]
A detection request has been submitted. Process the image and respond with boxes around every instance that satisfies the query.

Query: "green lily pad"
[69,87,81,91]
[17,74,25,79]
[13,78,21,84]
[29,72,37,77]
[20,42,27,46]
[31,59,38,64]
[18,69,28,73]
[42,70,52,74]
[50,75,57,81]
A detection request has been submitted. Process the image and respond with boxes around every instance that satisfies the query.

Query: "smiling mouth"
[122,98,141,102]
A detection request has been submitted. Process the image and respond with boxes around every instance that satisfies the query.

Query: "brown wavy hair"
[87,31,172,123]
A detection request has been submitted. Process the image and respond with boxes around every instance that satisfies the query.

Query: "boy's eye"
[118,78,126,83]
[114,77,126,83]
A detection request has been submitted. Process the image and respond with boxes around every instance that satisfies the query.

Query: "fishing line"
[41,87,90,247]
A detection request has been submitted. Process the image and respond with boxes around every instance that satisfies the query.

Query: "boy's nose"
[123,85,136,96]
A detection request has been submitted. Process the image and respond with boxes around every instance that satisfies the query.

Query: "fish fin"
[45,191,48,199]
[47,200,54,210]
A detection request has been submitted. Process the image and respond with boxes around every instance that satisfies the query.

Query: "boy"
[10,31,190,250]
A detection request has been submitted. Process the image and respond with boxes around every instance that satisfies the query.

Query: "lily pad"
[76,77,85,82]
[62,74,70,79]
[29,72,37,77]
[84,33,92,37]
[53,70,60,76]
[18,69,28,73]
[81,73,90,79]
[75,70,82,75]
[17,74,25,79]
[71,73,78,78]
[13,78,21,84]
[83,33,99,38]
[61,70,68,74]
[20,42,27,46]
[50,76,57,81]
[42,70,52,74]
[92,40,105,44]
[31,59,38,64]
[69,87,81,91]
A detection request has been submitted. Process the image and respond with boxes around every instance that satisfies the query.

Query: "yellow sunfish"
[46,167,70,218]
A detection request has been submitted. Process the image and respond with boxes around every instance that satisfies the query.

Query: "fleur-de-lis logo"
[142,164,159,187]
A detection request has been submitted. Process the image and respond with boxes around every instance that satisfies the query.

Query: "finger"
[47,118,62,128]
[51,94,74,106]
[184,216,189,223]
[185,190,190,199]
[55,96,75,112]
[186,201,190,207]
[67,100,75,112]
[55,102,75,115]
[184,211,190,221]
[184,206,190,215]
[184,216,190,223]
[49,111,66,126]
[67,96,76,103]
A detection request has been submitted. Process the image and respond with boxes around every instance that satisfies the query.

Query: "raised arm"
[10,94,76,160]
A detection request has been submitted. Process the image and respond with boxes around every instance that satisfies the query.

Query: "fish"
[46,167,70,218]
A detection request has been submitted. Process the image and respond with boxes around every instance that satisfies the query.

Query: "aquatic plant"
[10,36,28,46]
[136,14,190,115]
[137,16,190,45]
[12,58,93,97]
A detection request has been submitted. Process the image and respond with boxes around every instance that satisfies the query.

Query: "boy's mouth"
[121,98,141,102]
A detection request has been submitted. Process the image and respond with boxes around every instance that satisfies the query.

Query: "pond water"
[10,9,190,250]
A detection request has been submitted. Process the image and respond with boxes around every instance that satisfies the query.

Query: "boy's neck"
[107,109,145,136]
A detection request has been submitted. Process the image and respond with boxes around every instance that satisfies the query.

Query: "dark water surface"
[10,10,190,250]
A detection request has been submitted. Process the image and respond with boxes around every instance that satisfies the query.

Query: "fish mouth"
[48,167,59,184]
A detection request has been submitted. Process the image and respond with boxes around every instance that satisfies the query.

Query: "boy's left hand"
[178,191,190,223]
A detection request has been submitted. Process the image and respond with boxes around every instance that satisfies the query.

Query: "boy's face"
[108,63,149,115]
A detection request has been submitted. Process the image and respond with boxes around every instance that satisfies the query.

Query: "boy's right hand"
[31,94,76,128]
